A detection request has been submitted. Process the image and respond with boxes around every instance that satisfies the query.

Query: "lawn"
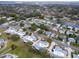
[0,29,5,32]
[3,40,49,58]
[0,32,49,58]
[0,33,10,39]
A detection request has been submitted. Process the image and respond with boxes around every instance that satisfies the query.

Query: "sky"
[0,0,78,2]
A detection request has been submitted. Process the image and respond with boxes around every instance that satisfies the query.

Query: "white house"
[51,33,56,38]
[4,27,17,34]
[52,27,58,32]
[22,35,37,43]
[45,31,52,37]
[52,46,68,58]
[68,38,75,42]
[66,31,73,35]
[75,27,79,32]
[17,29,25,38]
[67,26,73,30]
[1,53,18,58]
[59,29,65,34]
[7,17,13,21]
[56,24,61,28]
[32,40,49,50]
[73,54,79,58]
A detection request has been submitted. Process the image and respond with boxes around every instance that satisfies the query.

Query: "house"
[22,35,37,43]
[66,31,73,35]
[51,33,56,38]
[17,29,25,38]
[51,46,68,58]
[68,38,75,42]
[4,27,17,34]
[7,17,13,21]
[0,23,9,29]
[45,31,52,37]
[59,29,65,34]
[1,53,18,58]
[75,27,79,32]
[73,54,79,58]
[56,24,61,28]
[45,31,56,38]
[67,26,73,30]
[32,40,49,50]
[52,27,58,32]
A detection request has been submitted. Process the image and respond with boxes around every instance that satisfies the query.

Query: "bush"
[70,42,79,47]
[38,30,44,34]
[9,34,20,41]
[20,22,24,27]
[30,23,38,31]
[39,24,47,30]
[0,19,7,25]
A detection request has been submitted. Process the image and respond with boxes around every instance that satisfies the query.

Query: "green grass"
[0,33,49,58]
[6,40,48,58]
[70,42,79,47]
[0,29,5,32]
[0,33,10,39]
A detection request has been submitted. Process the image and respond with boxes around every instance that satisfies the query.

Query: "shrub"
[9,34,20,41]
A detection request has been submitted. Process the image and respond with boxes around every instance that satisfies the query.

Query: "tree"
[39,15,44,19]
[0,19,7,25]
[75,36,79,44]
[30,23,37,31]
[38,30,44,34]
[39,24,47,30]
[11,44,17,50]
[20,21,24,27]
[9,34,20,41]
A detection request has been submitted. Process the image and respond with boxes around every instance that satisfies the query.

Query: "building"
[68,38,75,42]
[1,53,18,58]
[22,35,37,43]
[17,29,25,38]
[50,46,68,58]
[73,54,79,58]
[4,27,17,34]
[32,40,49,51]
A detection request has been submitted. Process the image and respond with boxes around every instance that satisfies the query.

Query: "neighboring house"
[32,40,49,51]
[56,24,61,28]
[66,31,74,35]
[7,17,13,21]
[51,46,68,58]
[59,29,65,34]
[67,26,73,30]
[75,27,79,32]
[68,38,75,42]
[52,27,58,32]
[51,33,56,38]
[17,29,25,38]
[0,23,9,29]
[22,35,37,43]
[45,31,52,37]
[73,54,79,58]
[1,53,18,58]
[4,27,17,34]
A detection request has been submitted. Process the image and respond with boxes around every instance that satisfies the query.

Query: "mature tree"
[0,19,7,25]
[9,34,20,41]
[20,21,24,27]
